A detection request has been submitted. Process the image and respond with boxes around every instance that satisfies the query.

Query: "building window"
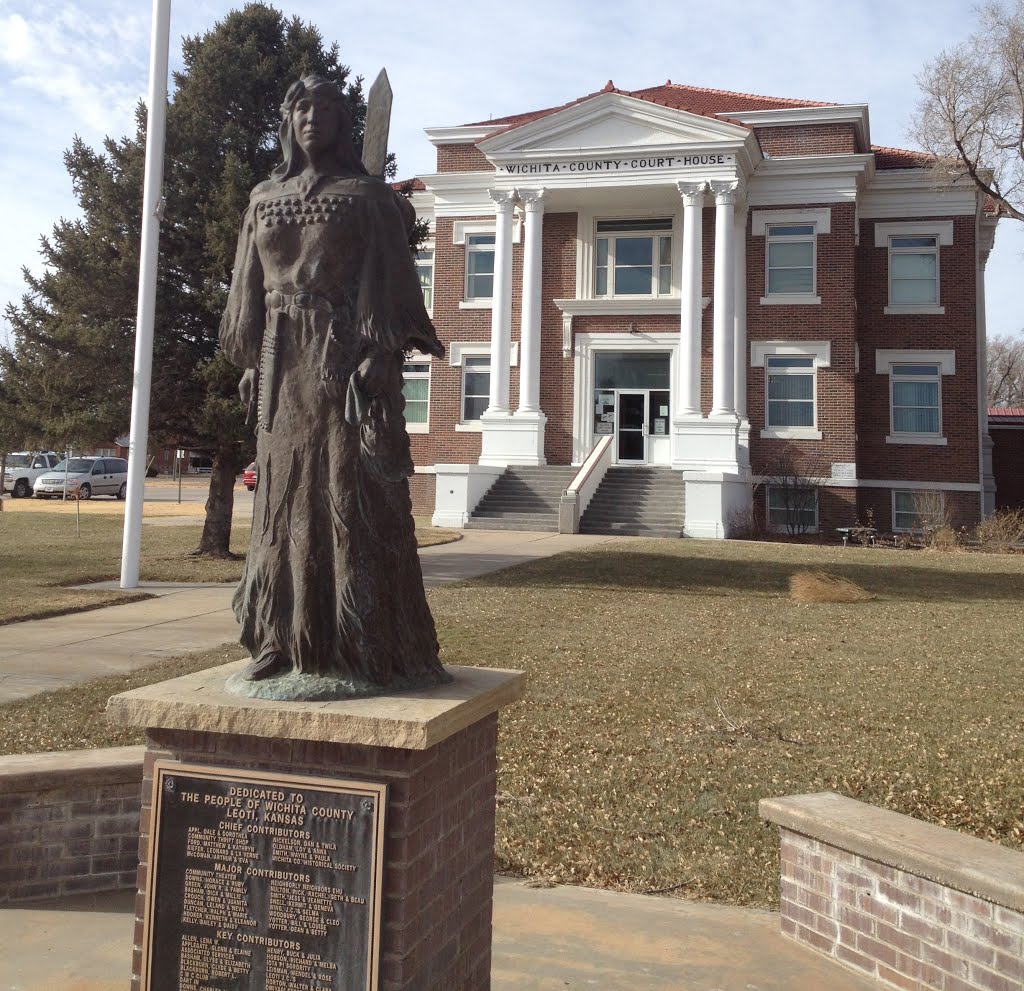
[415,249,433,313]
[750,341,829,440]
[767,484,818,534]
[766,224,815,295]
[893,490,945,532]
[766,356,815,429]
[889,235,938,306]
[875,349,953,445]
[402,360,430,430]
[874,221,951,314]
[890,363,941,436]
[595,218,672,297]
[462,354,490,421]
[465,233,495,300]
[752,208,829,305]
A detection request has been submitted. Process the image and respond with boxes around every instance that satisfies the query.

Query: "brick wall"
[748,202,858,477]
[409,472,435,517]
[762,793,1024,991]
[132,716,499,991]
[755,124,860,157]
[779,833,1024,991]
[855,487,979,533]
[436,144,493,174]
[540,213,579,464]
[0,747,144,903]
[856,215,979,489]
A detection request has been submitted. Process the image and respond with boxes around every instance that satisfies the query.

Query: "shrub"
[975,507,1024,553]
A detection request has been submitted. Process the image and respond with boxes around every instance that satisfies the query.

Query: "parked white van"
[33,457,130,500]
[3,452,61,498]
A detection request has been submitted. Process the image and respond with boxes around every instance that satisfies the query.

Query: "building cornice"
[420,171,496,217]
[424,125,499,146]
[747,153,874,206]
[860,170,980,218]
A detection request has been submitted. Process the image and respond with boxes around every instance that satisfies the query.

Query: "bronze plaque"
[140,761,386,991]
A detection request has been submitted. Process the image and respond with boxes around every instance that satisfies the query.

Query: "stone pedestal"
[107,662,524,991]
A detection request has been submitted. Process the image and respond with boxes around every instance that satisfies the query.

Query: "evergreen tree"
[1,3,396,555]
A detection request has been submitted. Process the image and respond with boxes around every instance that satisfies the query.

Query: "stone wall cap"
[760,791,1024,913]
[0,745,146,794]
[106,663,525,751]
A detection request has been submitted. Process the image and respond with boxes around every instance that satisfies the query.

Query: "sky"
[0,0,1021,345]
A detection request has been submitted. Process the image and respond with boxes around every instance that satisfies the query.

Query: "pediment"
[478,92,750,162]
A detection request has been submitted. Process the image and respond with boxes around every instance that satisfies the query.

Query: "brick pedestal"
[107,662,524,991]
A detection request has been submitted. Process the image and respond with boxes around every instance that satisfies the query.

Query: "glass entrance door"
[616,392,648,464]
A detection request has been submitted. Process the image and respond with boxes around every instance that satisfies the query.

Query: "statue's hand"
[239,369,256,405]
[355,354,395,397]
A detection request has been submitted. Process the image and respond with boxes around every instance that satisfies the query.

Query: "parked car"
[33,457,129,500]
[242,462,257,491]
[3,452,61,498]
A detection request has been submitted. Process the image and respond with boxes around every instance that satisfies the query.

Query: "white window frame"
[752,208,830,305]
[765,355,817,434]
[750,341,830,440]
[593,218,674,300]
[415,245,434,316]
[766,484,819,534]
[402,355,432,434]
[892,489,945,533]
[448,342,520,431]
[875,349,955,446]
[874,221,953,315]
[464,233,495,304]
[765,224,816,297]
[453,219,520,310]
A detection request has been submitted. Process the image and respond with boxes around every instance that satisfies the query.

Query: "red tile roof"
[466,81,838,132]
[872,146,936,170]
[989,407,1024,417]
[392,177,426,192]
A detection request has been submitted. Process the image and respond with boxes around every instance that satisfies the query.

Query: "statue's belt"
[265,289,342,315]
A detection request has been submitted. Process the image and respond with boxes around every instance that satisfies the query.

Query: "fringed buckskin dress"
[219,173,446,691]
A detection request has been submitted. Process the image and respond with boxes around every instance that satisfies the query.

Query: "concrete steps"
[466,466,578,532]
[580,467,685,538]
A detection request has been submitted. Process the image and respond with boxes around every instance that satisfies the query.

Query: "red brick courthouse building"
[401,82,999,538]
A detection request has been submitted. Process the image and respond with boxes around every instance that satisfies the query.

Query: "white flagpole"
[120,0,171,589]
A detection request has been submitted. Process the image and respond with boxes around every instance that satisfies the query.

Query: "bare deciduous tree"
[988,333,1024,406]
[912,1,1024,220]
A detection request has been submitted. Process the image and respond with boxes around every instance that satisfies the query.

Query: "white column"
[733,200,749,420]
[710,180,739,418]
[486,189,517,415]
[517,189,544,415]
[676,181,706,417]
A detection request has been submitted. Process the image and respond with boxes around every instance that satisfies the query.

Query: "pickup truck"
[3,452,62,498]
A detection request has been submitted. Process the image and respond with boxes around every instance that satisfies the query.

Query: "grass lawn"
[0,505,458,625]
[0,536,1021,908]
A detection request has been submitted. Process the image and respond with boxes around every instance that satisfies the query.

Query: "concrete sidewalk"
[0,530,614,703]
[1,878,881,991]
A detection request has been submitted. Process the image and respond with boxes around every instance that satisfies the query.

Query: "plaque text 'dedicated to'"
[141,761,386,991]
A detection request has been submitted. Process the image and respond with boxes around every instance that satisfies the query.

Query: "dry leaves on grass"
[432,539,1024,907]
[4,537,1024,910]
[790,569,875,603]
[0,511,458,624]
